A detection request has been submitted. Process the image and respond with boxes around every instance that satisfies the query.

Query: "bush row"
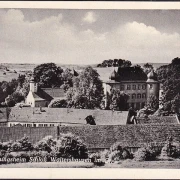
[0,133,88,164]
[1,134,180,166]
[88,137,180,165]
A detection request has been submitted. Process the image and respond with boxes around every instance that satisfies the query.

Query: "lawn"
[0,161,94,168]
[103,159,180,169]
[1,159,180,168]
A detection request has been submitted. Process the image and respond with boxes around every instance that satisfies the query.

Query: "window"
[44,124,48,127]
[142,93,146,98]
[132,94,136,99]
[27,124,31,127]
[142,84,146,90]
[138,84,141,90]
[120,85,125,91]
[137,94,141,99]
[127,85,131,90]
[50,124,55,127]
[38,124,43,127]
[132,85,136,90]
[149,84,153,89]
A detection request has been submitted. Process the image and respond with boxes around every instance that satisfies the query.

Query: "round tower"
[146,70,159,99]
[30,76,38,93]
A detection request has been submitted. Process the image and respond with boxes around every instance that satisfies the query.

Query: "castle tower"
[29,76,38,93]
[146,70,160,100]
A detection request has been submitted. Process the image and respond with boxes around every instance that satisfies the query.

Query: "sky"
[0,9,180,64]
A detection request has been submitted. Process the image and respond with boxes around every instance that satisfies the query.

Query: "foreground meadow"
[1,159,180,168]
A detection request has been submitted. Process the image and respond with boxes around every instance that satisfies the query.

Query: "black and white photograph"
[0,1,180,176]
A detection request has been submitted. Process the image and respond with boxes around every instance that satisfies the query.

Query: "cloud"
[0,10,180,65]
[82,11,97,24]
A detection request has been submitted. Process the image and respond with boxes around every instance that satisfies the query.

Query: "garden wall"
[0,124,180,151]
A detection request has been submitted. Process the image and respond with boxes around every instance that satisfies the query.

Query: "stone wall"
[0,124,180,151]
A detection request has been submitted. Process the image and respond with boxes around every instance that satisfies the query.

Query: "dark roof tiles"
[32,88,65,101]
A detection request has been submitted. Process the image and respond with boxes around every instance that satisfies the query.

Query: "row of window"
[120,84,146,91]
[128,102,146,109]
[130,93,146,99]
[9,123,55,127]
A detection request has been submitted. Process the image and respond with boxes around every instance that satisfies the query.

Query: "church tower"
[146,70,160,100]
[29,76,38,93]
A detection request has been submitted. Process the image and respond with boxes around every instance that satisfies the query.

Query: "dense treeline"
[156,57,180,113]
[97,59,132,68]
[0,74,29,107]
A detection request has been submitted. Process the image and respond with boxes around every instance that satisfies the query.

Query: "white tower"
[30,76,38,93]
[146,70,160,99]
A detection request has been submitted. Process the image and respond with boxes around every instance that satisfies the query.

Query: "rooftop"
[32,88,65,101]
[2,107,128,125]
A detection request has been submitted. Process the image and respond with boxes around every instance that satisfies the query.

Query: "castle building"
[26,77,65,107]
[103,66,162,110]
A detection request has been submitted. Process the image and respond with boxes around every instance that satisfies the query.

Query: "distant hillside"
[0,62,168,82]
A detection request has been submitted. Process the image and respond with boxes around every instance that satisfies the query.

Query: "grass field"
[0,161,94,168]
[1,159,180,168]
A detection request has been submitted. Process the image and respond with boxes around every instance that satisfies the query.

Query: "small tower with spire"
[146,69,160,100]
[29,76,38,93]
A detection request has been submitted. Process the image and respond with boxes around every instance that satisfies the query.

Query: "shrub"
[160,137,180,159]
[57,133,88,159]
[6,151,30,162]
[85,115,96,125]
[34,136,57,153]
[107,142,132,162]
[48,99,67,108]
[1,141,13,151]
[99,149,109,162]
[0,150,6,158]
[10,136,33,152]
[89,152,105,166]
[134,146,157,161]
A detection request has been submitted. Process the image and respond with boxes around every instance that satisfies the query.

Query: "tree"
[143,63,154,74]
[57,133,88,159]
[66,66,104,109]
[157,57,180,112]
[107,88,129,111]
[61,68,74,92]
[5,95,15,107]
[33,63,63,88]
[146,95,159,111]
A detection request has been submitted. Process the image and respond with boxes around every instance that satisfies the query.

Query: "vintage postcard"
[0,1,180,179]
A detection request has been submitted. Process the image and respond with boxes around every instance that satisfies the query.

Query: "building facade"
[103,67,162,110]
[26,77,65,107]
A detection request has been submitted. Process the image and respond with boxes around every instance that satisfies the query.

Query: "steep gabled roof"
[32,88,65,101]
[114,66,147,82]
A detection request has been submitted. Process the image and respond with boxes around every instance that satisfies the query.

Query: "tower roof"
[147,70,158,82]
[109,69,117,80]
